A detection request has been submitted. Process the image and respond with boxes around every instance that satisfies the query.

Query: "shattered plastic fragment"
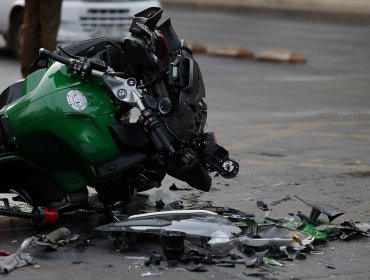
[324,264,336,269]
[124,256,149,260]
[263,257,284,267]
[244,272,270,278]
[315,220,370,240]
[310,251,324,255]
[215,263,235,268]
[257,201,269,211]
[271,195,292,206]
[284,220,328,241]
[183,240,212,257]
[160,230,185,260]
[218,247,261,267]
[128,210,217,220]
[145,251,163,266]
[240,224,314,248]
[295,196,344,222]
[141,271,163,277]
[67,234,80,243]
[96,210,241,246]
[186,261,208,272]
[193,203,255,219]
[279,246,297,260]
[207,231,233,246]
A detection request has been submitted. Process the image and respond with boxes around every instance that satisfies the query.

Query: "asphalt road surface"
[0,8,370,279]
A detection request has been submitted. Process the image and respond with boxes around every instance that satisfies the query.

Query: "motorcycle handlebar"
[39,48,74,66]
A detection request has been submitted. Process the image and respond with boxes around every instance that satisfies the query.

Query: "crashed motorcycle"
[0,7,238,227]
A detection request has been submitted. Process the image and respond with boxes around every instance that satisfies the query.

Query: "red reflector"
[43,207,59,228]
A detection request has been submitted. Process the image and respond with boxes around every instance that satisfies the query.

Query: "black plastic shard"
[96,218,172,232]
[295,196,344,222]
[257,201,269,212]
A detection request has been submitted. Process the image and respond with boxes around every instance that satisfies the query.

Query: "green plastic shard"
[263,257,284,267]
[283,220,328,241]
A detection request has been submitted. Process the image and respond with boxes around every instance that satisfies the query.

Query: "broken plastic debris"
[124,256,149,260]
[97,210,241,245]
[141,271,163,277]
[340,221,370,236]
[193,203,255,219]
[186,261,208,272]
[128,210,217,220]
[160,230,185,260]
[324,264,336,269]
[145,251,163,266]
[67,234,80,243]
[207,230,233,246]
[207,231,235,256]
[218,247,261,267]
[310,251,324,255]
[295,196,344,223]
[257,201,269,211]
[271,195,292,206]
[215,263,235,268]
[313,220,370,240]
[183,240,212,257]
[263,257,284,267]
[244,272,270,278]
[283,220,328,241]
[240,224,314,248]
[280,246,297,260]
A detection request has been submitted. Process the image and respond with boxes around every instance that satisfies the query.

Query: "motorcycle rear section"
[0,7,239,227]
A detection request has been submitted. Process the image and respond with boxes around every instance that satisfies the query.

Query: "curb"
[207,46,254,60]
[161,0,370,24]
[187,41,307,64]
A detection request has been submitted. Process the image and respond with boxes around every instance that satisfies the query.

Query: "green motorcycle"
[0,7,238,227]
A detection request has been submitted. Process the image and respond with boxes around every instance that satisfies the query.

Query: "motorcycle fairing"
[0,81,23,110]
[164,55,207,141]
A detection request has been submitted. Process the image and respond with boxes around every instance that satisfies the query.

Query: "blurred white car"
[0,0,161,57]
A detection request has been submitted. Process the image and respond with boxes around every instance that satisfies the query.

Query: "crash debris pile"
[94,196,370,276]
[2,195,369,275]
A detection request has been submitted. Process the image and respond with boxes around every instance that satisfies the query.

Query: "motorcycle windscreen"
[158,18,181,53]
